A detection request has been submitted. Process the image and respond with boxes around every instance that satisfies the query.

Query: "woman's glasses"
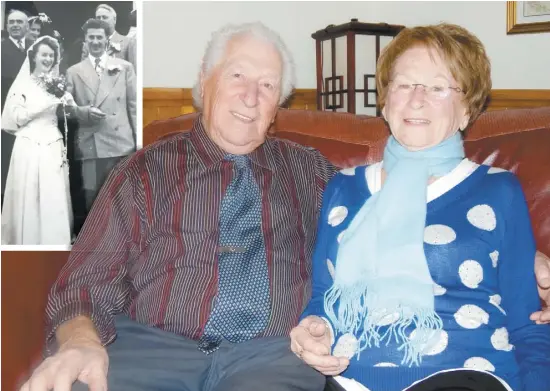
[389,81,465,101]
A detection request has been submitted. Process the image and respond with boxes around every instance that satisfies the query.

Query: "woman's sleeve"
[301,173,344,334]
[9,91,58,128]
[498,173,550,391]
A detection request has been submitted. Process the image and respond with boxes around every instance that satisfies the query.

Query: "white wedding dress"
[1,36,72,245]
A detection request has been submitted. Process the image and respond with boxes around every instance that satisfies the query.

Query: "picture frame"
[507,1,550,34]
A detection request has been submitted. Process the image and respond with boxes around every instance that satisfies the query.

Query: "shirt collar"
[89,52,108,68]
[9,36,24,49]
[189,114,275,172]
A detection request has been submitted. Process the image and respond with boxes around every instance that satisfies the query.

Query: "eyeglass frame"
[388,80,466,101]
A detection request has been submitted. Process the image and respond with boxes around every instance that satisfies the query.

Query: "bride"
[1,35,73,245]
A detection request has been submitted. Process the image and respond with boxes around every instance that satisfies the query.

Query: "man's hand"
[19,339,108,391]
[89,107,107,122]
[531,250,550,324]
[290,315,349,376]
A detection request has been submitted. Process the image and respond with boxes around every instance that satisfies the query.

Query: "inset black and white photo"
[1,1,137,245]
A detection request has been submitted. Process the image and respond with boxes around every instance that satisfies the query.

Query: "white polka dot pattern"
[489,294,507,315]
[328,206,348,227]
[409,329,449,356]
[374,362,398,367]
[467,204,496,231]
[337,230,346,243]
[490,250,499,268]
[491,328,514,351]
[424,224,457,245]
[333,333,358,359]
[459,260,484,289]
[327,259,335,280]
[464,357,495,372]
[433,282,447,296]
[454,305,490,329]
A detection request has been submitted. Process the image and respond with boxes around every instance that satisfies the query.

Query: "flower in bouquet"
[38,73,67,98]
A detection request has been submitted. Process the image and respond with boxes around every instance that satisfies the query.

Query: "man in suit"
[66,18,136,215]
[1,9,31,205]
[95,4,129,61]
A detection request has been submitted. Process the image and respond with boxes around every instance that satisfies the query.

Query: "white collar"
[9,36,25,49]
[89,52,108,68]
[365,158,480,202]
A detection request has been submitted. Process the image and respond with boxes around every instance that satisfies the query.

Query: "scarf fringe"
[325,285,443,367]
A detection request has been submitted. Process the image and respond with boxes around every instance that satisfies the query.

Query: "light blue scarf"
[324,132,464,366]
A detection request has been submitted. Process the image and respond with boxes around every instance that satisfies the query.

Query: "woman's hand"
[60,91,76,107]
[531,250,550,324]
[290,315,349,376]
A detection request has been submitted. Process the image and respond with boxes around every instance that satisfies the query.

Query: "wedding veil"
[1,35,61,133]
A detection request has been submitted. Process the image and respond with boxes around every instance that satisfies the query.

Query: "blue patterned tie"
[198,154,271,354]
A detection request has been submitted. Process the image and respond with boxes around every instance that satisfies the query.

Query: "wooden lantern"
[312,19,405,116]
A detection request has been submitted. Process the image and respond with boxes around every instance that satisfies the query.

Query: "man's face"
[85,28,107,57]
[95,7,116,36]
[7,11,28,40]
[201,34,283,155]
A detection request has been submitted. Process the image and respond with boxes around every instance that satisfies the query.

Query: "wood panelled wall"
[143,88,550,127]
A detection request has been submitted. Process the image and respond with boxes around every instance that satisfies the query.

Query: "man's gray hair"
[192,22,295,110]
[7,9,28,20]
[96,4,117,19]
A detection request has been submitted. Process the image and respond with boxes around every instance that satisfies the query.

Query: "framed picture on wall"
[507,1,550,34]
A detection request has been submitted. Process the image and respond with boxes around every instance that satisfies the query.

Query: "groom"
[66,18,136,218]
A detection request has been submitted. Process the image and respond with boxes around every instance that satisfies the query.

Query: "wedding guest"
[2,9,31,205]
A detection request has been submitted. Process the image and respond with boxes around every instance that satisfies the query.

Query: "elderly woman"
[291,23,550,391]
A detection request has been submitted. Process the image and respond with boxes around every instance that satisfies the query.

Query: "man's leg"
[210,336,326,391]
[1,131,15,206]
[72,315,213,391]
[81,156,124,213]
[80,158,98,213]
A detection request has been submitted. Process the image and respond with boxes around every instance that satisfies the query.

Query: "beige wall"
[143,1,550,89]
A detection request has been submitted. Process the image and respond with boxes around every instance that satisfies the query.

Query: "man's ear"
[200,68,205,98]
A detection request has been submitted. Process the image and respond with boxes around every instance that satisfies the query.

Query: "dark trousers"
[72,315,326,391]
[71,156,124,235]
[325,370,511,391]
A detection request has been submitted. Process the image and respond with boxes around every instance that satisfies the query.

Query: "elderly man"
[20,22,550,391]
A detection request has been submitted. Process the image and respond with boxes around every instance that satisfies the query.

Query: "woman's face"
[29,22,41,39]
[33,43,55,74]
[382,46,470,151]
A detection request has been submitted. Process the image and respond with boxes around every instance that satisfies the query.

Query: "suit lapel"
[77,58,101,95]
[95,59,122,107]
[111,31,122,43]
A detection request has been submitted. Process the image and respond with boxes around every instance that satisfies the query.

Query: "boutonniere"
[107,64,123,75]
[108,41,122,53]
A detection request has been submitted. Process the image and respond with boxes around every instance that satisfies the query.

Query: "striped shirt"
[45,116,336,352]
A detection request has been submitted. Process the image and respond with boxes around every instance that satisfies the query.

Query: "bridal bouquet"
[38,73,67,98]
